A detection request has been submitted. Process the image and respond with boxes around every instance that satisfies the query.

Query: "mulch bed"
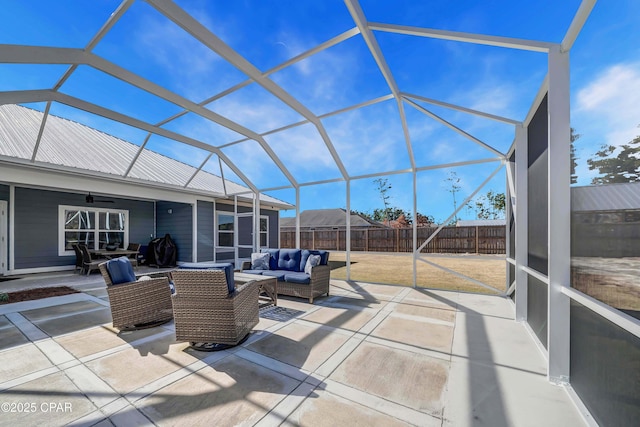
[0,286,80,304]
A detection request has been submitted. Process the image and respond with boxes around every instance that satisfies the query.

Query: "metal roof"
[0,104,289,207]
[571,183,640,211]
[280,208,381,228]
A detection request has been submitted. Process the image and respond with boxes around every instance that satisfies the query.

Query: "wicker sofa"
[241,249,330,303]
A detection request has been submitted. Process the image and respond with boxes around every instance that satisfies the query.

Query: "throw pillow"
[304,254,321,275]
[251,252,270,270]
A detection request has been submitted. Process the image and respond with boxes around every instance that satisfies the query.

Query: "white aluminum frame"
[4,3,634,413]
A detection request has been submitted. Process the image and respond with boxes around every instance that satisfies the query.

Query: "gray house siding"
[156,201,193,263]
[197,200,214,262]
[14,187,154,269]
[0,184,9,269]
[264,209,278,248]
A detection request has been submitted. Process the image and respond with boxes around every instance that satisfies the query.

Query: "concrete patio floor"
[0,271,586,426]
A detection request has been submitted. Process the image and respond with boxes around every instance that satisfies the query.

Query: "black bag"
[146,234,177,267]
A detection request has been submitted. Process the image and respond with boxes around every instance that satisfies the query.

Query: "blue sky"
[1,1,639,223]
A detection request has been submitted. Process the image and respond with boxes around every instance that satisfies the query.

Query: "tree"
[372,207,411,223]
[587,133,640,184]
[416,212,435,226]
[571,127,581,184]
[443,171,461,223]
[373,178,392,224]
[467,191,506,220]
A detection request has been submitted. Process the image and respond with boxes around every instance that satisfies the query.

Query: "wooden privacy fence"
[280,226,506,254]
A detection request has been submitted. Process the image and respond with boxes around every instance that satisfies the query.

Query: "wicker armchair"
[170,269,259,349]
[99,261,173,330]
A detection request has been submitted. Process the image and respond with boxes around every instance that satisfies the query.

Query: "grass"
[329,252,506,294]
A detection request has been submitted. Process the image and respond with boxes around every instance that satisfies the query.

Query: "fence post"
[396,229,399,252]
[312,230,315,250]
[476,226,479,254]
[365,229,369,251]
[336,229,339,251]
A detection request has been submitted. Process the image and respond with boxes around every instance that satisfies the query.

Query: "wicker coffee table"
[234,273,277,306]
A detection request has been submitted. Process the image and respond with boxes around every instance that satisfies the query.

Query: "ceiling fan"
[86,192,114,204]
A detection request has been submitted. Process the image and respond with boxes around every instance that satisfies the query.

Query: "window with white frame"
[260,216,268,247]
[59,205,129,255]
[217,213,235,247]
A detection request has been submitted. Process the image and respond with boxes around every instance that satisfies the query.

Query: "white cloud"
[576,62,640,147]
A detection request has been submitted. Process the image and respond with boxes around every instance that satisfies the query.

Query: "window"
[59,205,128,255]
[217,213,235,247]
[260,216,268,247]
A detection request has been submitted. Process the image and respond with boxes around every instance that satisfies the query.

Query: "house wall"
[0,184,9,272]
[13,187,154,270]
[197,200,214,262]
[156,201,193,263]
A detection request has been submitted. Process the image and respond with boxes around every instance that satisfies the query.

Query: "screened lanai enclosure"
[0,0,638,426]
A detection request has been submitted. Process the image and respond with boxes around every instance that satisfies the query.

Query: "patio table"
[234,272,278,306]
[89,248,139,260]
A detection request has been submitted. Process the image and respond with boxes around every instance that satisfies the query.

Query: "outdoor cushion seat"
[284,272,311,285]
[262,270,287,281]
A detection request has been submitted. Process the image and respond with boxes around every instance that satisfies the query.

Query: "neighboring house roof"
[0,104,291,208]
[456,219,506,227]
[280,208,382,228]
[571,182,640,211]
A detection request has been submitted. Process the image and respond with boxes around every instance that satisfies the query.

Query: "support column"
[547,46,571,384]
[295,187,301,249]
[254,192,260,251]
[515,124,528,321]
[412,171,417,288]
[346,179,351,281]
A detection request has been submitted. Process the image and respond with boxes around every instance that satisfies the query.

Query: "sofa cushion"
[179,262,234,293]
[299,250,311,272]
[106,257,136,285]
[304,254,322,275]
[309,250,330,265]
[277,249,302,272]
[261,248,280,270]
[262,270,287,281]
[251,252,270,270]
[284,272,311,285]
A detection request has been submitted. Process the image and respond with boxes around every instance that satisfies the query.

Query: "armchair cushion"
[278,249,302,272]
[106,257,136,285]
[250,252,270,270]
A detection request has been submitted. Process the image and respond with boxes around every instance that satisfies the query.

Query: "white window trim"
[216,211,235,251]
[58,205,129,256]
[260,215,269,249]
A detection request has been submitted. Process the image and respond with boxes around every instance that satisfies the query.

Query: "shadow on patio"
[0,273,585,426]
